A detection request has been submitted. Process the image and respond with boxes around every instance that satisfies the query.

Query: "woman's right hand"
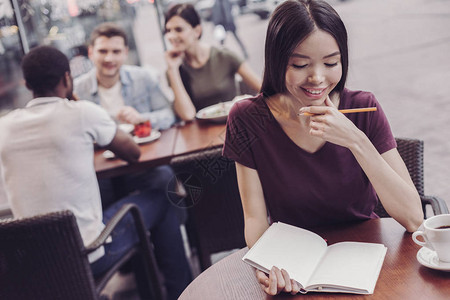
[165,49,184,70]
[256,267,300,295]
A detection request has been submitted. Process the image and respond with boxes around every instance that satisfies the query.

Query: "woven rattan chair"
[0,203,163,300]
[169,146,246,271]
[374,137,449,218]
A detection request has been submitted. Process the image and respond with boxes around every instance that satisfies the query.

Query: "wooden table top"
[172,120,226,156]
[179,218,450,300]
[94,121,226,178]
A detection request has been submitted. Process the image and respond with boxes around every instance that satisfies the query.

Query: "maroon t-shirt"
[223,89,397,229]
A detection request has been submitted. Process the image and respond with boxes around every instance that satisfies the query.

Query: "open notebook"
[242,222,387,294]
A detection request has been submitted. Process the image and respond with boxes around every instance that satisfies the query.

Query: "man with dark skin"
[0,46,192,299]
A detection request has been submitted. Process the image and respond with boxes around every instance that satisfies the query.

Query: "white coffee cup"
[412,214,450,262]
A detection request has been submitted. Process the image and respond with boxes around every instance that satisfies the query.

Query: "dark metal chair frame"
[0,203,164,300]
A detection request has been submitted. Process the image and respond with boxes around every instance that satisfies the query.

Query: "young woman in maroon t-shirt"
[223,0,423,296]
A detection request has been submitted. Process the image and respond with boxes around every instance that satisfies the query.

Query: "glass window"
[0,0,30,115]
[1,0,145,114]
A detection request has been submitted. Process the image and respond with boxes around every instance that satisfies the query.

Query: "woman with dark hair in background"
[164,3,261,121]
[223,0,423,295]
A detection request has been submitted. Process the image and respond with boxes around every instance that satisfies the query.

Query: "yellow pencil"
[300,107,377,116]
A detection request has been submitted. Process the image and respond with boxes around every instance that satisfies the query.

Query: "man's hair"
[89,22,128,46]
[21,45,70,95]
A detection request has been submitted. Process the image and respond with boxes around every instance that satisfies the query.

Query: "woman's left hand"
[256,267,300,295]
[299,96,361,148]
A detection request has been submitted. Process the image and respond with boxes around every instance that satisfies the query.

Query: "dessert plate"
[102,130,162,159]
[417,247,450,271]
[133,130,161,144]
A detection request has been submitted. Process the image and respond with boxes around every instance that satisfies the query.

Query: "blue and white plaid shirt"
[74,65,175,130]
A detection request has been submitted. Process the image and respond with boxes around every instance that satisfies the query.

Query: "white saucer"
[133,130,161,144]
[417,247,450,271]
[102,150,116,159]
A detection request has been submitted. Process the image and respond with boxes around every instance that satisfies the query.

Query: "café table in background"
[94,125,178,179]
[94,121,227,178]
[179,218,450,300]
[172,120,226,156]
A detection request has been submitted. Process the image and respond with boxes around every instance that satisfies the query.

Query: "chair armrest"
[421,195,449,216]
[86,204,164,300]
[85,203,145,254]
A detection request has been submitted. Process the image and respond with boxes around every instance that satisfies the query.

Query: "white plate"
[102,131,161,159]
[133,130,161,144]
[417,247,450,271]
[195,95,253,123]
[118,123,134,134]
[196,101,234,123]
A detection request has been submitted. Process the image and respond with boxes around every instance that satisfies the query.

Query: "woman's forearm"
[167,68,197,121]
[349,132,423,232]
[236,163,270,248]
[245,216,270,248]
[237,63,262,94]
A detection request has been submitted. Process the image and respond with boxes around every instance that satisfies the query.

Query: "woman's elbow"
[405,222,421,233]
[408,215,424,232]
[176,110,196,121]
[403,207,424,232]
[180,113,196,121]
